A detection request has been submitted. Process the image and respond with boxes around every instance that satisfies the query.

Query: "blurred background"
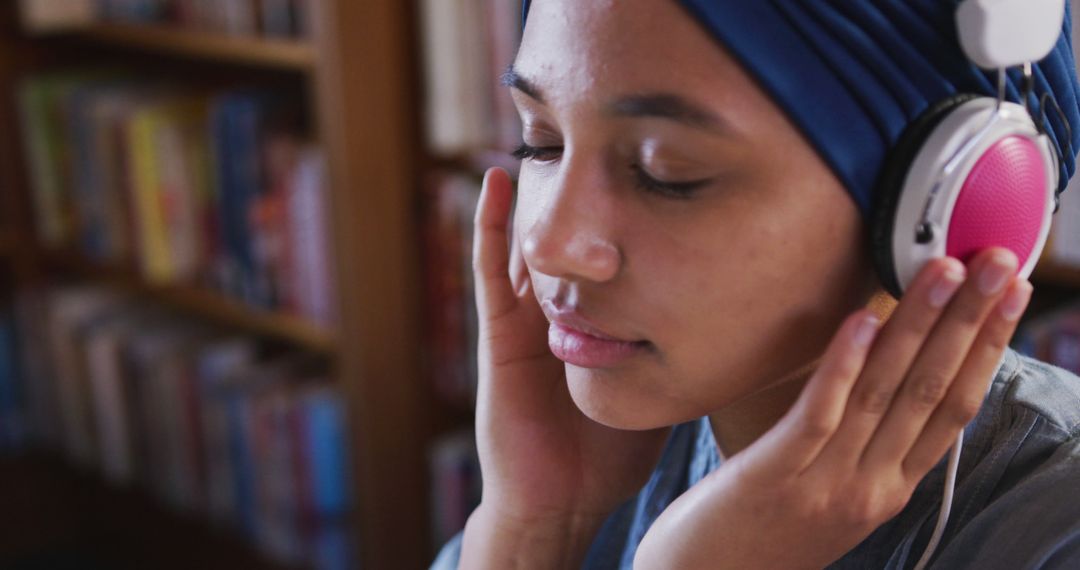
[0,1,1079,569]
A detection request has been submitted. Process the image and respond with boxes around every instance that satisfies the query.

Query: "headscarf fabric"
[521,0,1080,219]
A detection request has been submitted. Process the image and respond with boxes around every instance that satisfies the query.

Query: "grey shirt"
[432,348,1080,569]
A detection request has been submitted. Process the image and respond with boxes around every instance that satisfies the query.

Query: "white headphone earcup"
[883,99,1056,295]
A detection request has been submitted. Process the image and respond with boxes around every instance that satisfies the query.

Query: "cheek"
[630,183,869,402]
[513,174,546,236]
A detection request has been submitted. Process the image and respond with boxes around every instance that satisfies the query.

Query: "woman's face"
[512,0,881,430]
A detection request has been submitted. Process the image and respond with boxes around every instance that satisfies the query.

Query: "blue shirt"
[432,348,1080,569]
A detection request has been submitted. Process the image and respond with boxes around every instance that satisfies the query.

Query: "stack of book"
[20,0,311,38]
[13,286,353,569]
[18,71,336,327]
[418,0,522,155]
[422,172,482,408]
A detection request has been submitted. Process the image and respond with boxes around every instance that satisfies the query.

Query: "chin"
[564,365,685,431]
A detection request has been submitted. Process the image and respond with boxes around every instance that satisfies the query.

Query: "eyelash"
[510,143,710,199]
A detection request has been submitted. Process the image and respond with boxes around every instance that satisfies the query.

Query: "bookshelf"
[74,23,317,70]
[0,2,430,570]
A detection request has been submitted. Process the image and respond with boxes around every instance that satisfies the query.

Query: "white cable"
[911,430,964,570]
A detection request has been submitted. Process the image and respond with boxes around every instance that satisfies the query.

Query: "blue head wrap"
[521,0,1080,219]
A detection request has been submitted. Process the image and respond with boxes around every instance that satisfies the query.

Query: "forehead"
[517,0,760,114]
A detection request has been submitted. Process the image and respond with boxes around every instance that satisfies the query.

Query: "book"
[18,72,85,246]
[46,286,124,467]
[0,309,27,452]
[13,289,61,447]
[284,145,337,327]
[126,94,209,284]
[83,309,146,483]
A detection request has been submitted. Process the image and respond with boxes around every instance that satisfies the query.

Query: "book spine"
[18,79,70,246]
[286,147,335,326]
[303,389,350,517]
[85,327,134,483]
[0,314,17,451]
[127,104,175,283]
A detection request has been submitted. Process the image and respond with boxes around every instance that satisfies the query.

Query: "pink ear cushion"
[946,135,1048,270]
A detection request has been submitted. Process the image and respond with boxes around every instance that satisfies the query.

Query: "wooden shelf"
[70,23,316,70]
[1033,260,1080,288]
[41,250,337,354]
[0,453,286,570]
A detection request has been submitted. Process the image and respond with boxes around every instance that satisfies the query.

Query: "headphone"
[872,2,1073,569]
[870,0,1071,299]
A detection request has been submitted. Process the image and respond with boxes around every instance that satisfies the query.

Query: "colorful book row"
[9,286,353,569]
[18,71,336,327]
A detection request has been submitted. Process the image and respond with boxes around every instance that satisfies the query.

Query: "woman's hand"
[461,168,672,567]
[634,248,1033,570]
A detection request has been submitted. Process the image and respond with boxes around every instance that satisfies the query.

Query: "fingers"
[900,277,1032,480]
[858,248,1020,475]
[810,255,971,470]
[473,168,517,322]
[762,309,881,475]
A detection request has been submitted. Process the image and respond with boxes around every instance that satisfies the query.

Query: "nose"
[520,160,622,283]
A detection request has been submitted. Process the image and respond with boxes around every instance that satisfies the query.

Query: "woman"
[434,1,1080,568]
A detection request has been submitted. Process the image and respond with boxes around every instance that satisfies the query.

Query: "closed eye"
[511,143,563,163]
[512,143,712,200]
[632,165,711,199]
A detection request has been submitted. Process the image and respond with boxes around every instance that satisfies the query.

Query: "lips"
[540,299,649,368]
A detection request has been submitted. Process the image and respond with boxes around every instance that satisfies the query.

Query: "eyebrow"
[608,94,731,135]
[502,65,734,136]
[501,65,544,102]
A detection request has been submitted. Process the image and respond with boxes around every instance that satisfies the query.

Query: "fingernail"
[978,251,1018,296]
[853,315,880,348]
[928,264,966,309]
[999,280,1034,322]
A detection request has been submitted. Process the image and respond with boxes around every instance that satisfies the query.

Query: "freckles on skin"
[520,0,613,112]
[635,141,871,410]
